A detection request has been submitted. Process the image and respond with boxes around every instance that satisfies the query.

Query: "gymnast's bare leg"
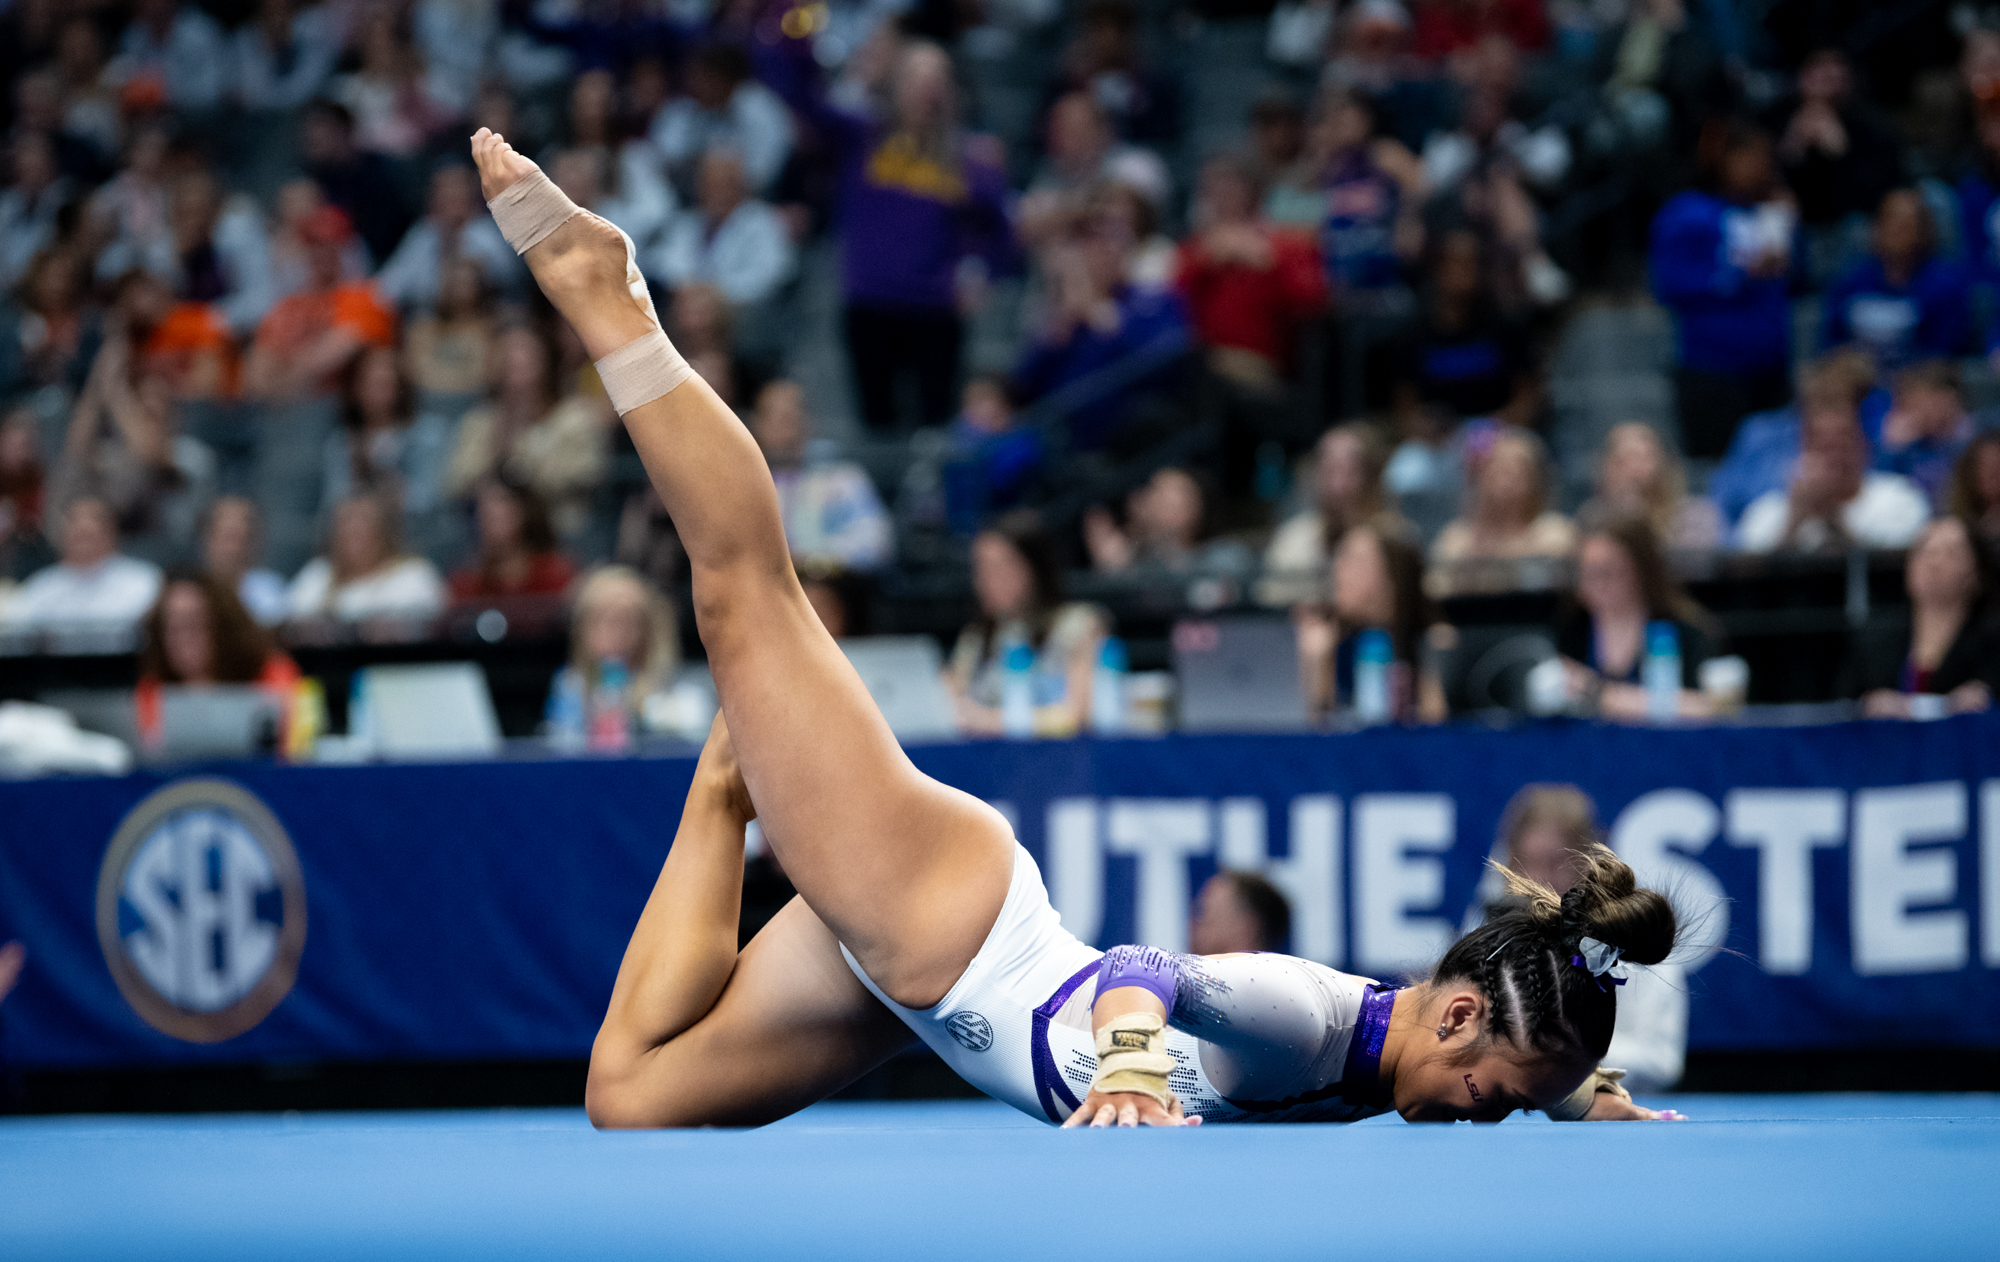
[470,131,1016,1121]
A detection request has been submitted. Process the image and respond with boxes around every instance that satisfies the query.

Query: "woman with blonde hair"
[1578,422,1723,551]
[1429,427,1577,592]
[553,565,682,722]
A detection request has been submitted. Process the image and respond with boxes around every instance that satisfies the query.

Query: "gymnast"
[468,129,1682,1129]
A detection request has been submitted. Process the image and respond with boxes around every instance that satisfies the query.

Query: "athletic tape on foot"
[595,329,693,415]
[487,169,579,255]
[1088,1011,1178,1112]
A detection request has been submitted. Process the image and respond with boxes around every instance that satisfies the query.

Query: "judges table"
[2,715,1997,1072]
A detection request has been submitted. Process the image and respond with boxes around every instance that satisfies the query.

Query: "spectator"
[1083,466,1255,581]
[322,345,454,547]
[1708,349,1877,531]
[665,282,761,409]
[286,492,446,624]
[1737,407,1929,553]
[649,44,794,196]
[446,324,609,543]
[1176,155,1328,388]
[1420,76,1570,308]
[1577,422,1723,551]
[1321,1,1445,151]
[646,147,796,307]
[96,167,275,335]
[241,206,396,400]
[1021,92,1171,246]
[54,344,214,561]
[1012,210,1192,453]
[449,479,576,601]
[1956,99,2000,318]
[1555,516,1721,720]
[112,0,229,113]
[1870,361,1973,509]
[265,177,370,302]
[1189,870,1292,954]
[9,247,93,392]
[1949,433,2000,546]
[232,0,341,113]
[749,380,893,572]
[1465,784,1686,1091]
[374,164,520,312]
[1391,227,1540,430]
[1245,95,1310,220]
[298,100,410,265]
[0,130,69,291]
[1308,90,1425,306]
[1260,422,1409,606]
[1649,118,1797,459]
[1042,0,1179,147]
[51,17,121,165]
[945,512,1106,737]
[941,374,1043,536]
[552,69,677,250]
[0,495,162,632]
[1093,180,1178,291]
[329,7,455,161]
[201,495,288,626]
[133,570,300,748]
[1410,0,1550,60]
[1769,48,1905,240]
[404,256,494,401]
[548,565,682,729]
[1294,521,1448,721]
[0,407,52,581]
[1820,189,1970,373]
[1430,427,1576,576]
[781,39,1015,432]
[1839,516,2000,718]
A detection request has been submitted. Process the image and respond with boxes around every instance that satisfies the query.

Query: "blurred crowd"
[1,0,1999,747]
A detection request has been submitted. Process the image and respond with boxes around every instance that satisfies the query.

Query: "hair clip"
[1570,936,1629,985]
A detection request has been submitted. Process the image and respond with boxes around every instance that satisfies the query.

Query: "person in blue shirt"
[1707,348,1881,531]
[1821,189,1971,374]
[1869,360,1974,509]
[1649,119,1798,459]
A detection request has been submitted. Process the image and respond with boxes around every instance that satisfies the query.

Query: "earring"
[1435,1025,1448,1040]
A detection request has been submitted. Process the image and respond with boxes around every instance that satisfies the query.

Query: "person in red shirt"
[241,205,396,400]
[1411,0,1550,60]
[1175,154,1328,387]
[134,570,300,750]
[449,478,577,601]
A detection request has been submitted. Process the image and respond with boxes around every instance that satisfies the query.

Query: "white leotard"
[840,844,1399,1126]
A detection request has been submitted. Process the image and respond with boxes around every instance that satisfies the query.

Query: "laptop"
[839,636,958,743]
[1171,616,1310,733]
[42,686,282,762]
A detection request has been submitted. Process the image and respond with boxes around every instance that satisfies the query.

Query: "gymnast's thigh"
[591,897,914,1129]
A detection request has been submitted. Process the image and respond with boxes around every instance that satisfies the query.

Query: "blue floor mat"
[5,1096,1995,1261]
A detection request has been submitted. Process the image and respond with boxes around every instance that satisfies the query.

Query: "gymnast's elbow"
[585,1053,698,1130]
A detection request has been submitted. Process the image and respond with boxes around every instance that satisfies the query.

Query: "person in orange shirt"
[133,570,301,750]
[108,268,238,399]
[241,205,395,400]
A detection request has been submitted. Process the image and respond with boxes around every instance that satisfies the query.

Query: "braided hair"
[1432,843,1677,1065]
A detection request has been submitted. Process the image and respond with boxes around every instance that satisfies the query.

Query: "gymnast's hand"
[1062,1089,1199,1129]
[1583,1092,1686,1122]
[692,713,756,826]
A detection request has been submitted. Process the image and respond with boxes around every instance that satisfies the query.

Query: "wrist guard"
[1088,1012,1178,1110]
[1546,1065,1631,1121]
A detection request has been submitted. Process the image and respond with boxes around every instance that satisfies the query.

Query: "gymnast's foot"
[469,127,656,359]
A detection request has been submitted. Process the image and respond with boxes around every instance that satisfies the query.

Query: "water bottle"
[589,659,634,752]
[1001,641,1036,738]
[1089,637,1127,736]
[1643,621,1681,722]
[546,667,586,752]
[1353,628,1393,724]
[347,672,376,756]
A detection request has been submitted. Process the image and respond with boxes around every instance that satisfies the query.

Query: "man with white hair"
[0,496,162,633]
[646,148,796,307]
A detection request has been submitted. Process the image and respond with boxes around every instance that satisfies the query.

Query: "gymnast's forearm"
[594,776,750,1061]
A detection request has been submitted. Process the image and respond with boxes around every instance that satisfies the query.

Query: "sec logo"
[95,779,307,1042]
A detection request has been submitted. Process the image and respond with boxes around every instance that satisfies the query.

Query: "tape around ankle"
[487,169,580,255]
[595,330,693,415]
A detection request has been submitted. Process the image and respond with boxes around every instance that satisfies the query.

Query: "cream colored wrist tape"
[486,166,685,413]
[1088,1011,1177,1110]
[1547,1065,1631,1121]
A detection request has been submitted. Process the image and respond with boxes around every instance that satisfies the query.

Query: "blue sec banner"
[1,714,1997,1071]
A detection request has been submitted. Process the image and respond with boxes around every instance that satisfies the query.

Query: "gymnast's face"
[1393,988,1591,1123]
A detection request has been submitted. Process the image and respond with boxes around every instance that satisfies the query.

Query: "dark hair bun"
[1498,842,1679,966]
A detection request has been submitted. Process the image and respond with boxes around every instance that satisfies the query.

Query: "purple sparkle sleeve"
[1095,945,1180,1018]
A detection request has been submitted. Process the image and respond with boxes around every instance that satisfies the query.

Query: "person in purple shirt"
[1821,189,1971,374]
[1648,119,1798,459]
[1011,207,1191,452]
[780,37,1016,432]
